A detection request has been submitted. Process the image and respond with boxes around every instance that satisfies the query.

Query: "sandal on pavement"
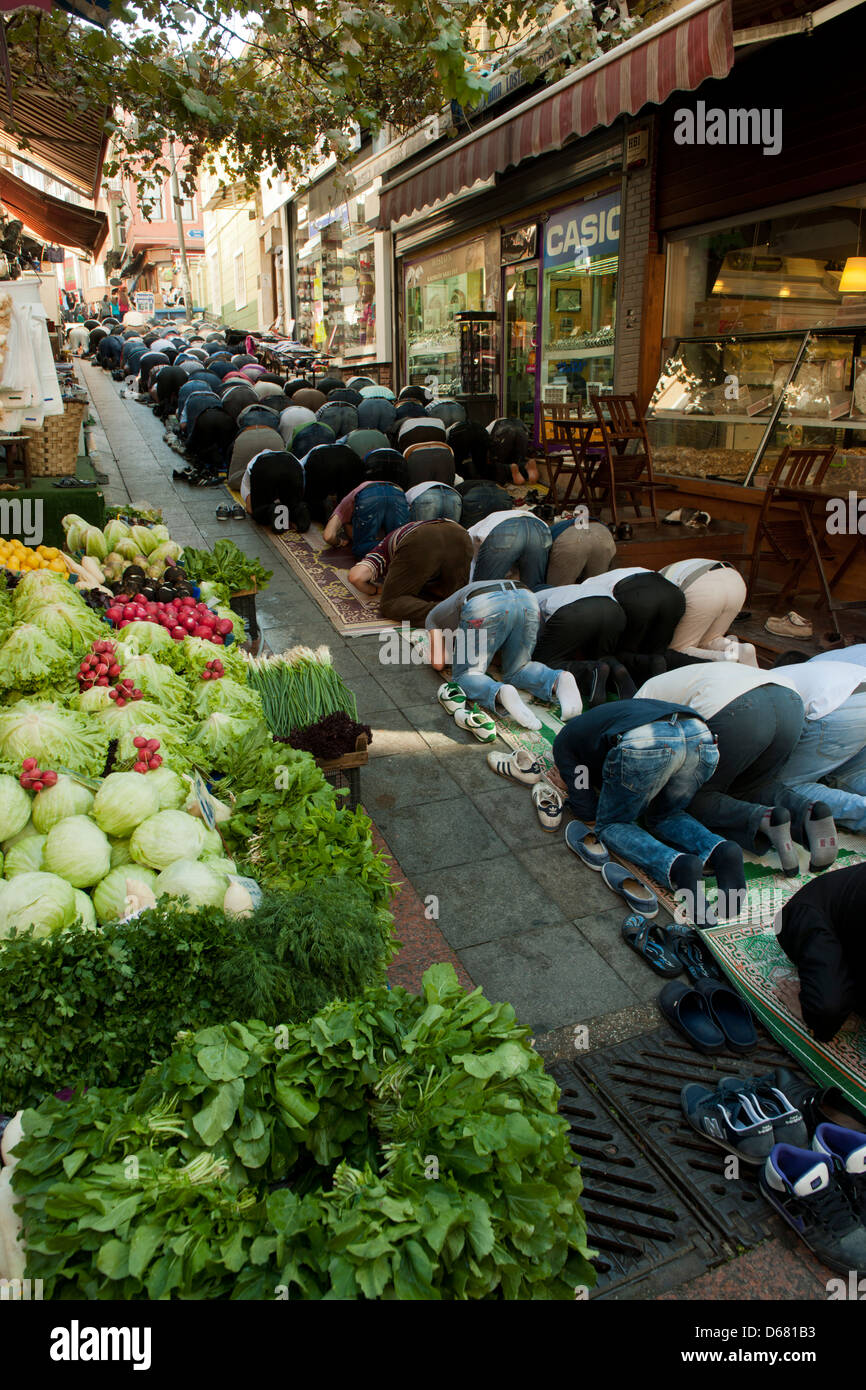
[532,782,563,832]
[454,703,497,743]
[662,927,723,983]
[437,680,467,715]
[658,980,726,1054]
[693,977,758,1054]
[486,747,544,782]
[621,914,682,977]
[601,861,659,917]
[564,819,610,871]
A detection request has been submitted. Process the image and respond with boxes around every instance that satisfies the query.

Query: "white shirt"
[536,584,617,619]
[562,566,648,601]
[239,449,272,503]
[773,661,866,720]
[405,481,454,504]
[637,663,798,720]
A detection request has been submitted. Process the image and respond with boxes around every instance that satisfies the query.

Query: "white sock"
[497,684,541,730]
[553,670,582,720]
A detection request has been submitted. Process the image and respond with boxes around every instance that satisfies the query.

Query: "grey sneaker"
[719,1076,809,1149]
[681,1082,775,1164]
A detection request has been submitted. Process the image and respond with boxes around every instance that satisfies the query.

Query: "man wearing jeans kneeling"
[552,701,746,925]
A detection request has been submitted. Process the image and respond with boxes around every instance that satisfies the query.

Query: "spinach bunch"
[14,966,596,1300]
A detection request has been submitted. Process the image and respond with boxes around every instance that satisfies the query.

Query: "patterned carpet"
[270,523,398,637]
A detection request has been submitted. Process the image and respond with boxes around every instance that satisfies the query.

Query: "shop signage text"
[544,193,620,268]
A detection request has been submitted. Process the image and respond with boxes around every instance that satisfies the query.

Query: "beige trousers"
[670,568,757,665]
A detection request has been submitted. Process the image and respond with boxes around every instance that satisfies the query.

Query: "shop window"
[539,190,619,407]
[663,196,866,340]
[404,239,487,394]
[295,195,377,355]
[234,249,247,309]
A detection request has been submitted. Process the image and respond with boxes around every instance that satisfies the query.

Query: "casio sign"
[545,204,620,259]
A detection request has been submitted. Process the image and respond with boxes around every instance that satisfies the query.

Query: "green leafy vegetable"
[181,540,272,595]
[0,703,111,780]
[12,966,594,1300]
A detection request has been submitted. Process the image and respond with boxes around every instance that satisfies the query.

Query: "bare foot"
[525,458,540,484]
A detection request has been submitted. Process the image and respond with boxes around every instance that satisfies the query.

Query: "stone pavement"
[80,356,662,1057]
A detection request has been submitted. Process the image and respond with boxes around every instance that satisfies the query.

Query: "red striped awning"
[0,167,108,254]
[379,0,733,227]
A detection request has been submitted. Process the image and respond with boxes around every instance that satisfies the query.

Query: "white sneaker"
[486,747,545,784]
[532,782,563,831]
[437,681,467,715]
[454,703,497,743]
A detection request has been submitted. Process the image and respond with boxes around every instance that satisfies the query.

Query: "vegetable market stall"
[0,505,594,1300]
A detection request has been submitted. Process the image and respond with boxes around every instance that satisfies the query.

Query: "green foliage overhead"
[3,0,636,198]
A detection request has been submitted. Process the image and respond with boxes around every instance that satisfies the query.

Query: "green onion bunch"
[246,645,358,737]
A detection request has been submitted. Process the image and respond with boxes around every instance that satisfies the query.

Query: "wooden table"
[545,419,606,507]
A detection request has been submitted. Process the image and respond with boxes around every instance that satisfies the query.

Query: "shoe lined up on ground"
[532,781,563,832]
[681,1081,775,1164]
[486,747,544,783]
[760,1141,866,1276]
[454,703,496,743]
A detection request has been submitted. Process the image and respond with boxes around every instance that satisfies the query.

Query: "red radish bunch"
[77,639,121,691]
[20,759,59,793]
[132,736,162,773]
[104,595,234,646]
[200,658,225,681]
[108,678,144,709]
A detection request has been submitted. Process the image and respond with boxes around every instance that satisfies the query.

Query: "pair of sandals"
[216,504,246,520]
[565,822,661,916]
[659,976,758,1055]
[621,915,722,981]
[52,476,97,489]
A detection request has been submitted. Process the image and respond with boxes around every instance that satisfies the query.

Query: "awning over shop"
[377,0,734,227]
[0,166,108,254]
[0,72,108,199]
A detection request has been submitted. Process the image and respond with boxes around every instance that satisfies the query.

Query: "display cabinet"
[646,326,866,480]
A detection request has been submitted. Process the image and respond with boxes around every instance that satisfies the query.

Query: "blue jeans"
[779,690,866,832]
[450,586,559,713]
[351,483,409,559]
[596,716,724,887]
[474,516,552,590]
[409,485,463,523]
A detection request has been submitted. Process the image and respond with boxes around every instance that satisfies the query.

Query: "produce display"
[0,541,66,576]
[11,965,596,1300]
[247,645,371,758]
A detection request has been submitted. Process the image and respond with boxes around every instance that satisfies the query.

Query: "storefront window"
[295,192,376,355]
[664,196,866,339]
[540,190,619,406]
[404,239,487,393]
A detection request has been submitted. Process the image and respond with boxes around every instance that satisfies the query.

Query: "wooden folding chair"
[589,393,660,527]
[538,401,584,502]
[746,445,845,631]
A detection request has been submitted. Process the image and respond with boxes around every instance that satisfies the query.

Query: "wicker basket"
[22,399,88,477]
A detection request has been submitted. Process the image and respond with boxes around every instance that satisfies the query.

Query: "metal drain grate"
[551,1062,723,1298]
[553,1025,815,1296]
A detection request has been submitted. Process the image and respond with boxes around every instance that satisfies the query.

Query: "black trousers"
[690,686,811,849]
[613,574,686,654]
[533,596,625,666]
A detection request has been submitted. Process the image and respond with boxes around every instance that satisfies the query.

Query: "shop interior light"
[839,257,866,293]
